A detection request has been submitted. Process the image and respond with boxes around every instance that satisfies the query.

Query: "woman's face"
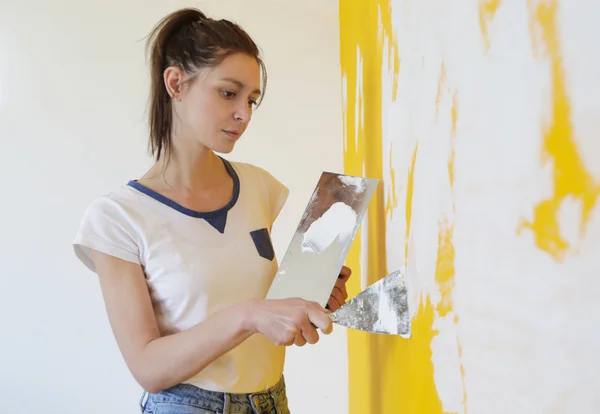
[168,52,262,154]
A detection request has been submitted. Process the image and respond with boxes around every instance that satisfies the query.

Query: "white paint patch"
[338,175,366,192]
[301,202,357,254]
[431,314,465,414]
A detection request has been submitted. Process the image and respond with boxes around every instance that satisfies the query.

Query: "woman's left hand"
[327,265,352,312]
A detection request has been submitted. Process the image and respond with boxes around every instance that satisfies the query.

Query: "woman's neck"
[145,142,226,191]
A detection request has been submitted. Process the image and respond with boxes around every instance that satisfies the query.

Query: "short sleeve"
[257,167,289,224]
[72,196,140,273]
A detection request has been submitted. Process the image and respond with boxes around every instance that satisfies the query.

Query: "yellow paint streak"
[340,0,445,413]
[451,91,458,138]
[437,95,457,317]
[449,91,458,189]
[384,145,398,220]
[433,214,467,412]
[478,0,502,51]
[405,143,418,267]
[518,0,600,262]
[455,315,468,413]
[435,220,455,317]
[379,1,401,101]
[391,42,401,101]
[392,297,445,414]
[435,61,447,121]
[434,91,467,412]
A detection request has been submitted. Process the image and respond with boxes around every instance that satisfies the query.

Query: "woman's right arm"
[91,249,332,394]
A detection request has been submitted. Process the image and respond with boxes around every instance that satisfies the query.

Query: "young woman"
[72,7,351,414]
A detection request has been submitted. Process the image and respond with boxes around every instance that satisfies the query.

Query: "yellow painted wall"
[340,0,600,413]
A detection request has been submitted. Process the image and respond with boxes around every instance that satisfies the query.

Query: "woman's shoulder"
[226,159,289,222]
[80,183,146,219]
[226,159,286,189]
[73,184,145,273]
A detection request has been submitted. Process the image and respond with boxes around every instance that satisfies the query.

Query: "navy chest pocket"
[250,228,275,261]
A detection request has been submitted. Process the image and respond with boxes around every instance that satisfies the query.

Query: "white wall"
[0,1,347,413]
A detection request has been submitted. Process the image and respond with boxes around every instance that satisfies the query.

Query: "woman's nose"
[234,103,251,123]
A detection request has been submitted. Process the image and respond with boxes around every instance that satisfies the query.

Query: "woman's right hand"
[246,298,333,347]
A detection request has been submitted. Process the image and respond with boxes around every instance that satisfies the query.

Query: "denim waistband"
[140,376,289,414]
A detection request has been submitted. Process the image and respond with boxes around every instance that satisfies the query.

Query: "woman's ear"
[163,66,185,101]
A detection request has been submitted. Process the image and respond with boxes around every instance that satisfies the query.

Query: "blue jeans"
[140,376,291,414]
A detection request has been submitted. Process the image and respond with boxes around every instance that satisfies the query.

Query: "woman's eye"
[222,90,235,98]
[248,99,258,107]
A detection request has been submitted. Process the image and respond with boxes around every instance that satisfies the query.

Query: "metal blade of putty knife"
[329,269,411,338]
[266,171,379,307]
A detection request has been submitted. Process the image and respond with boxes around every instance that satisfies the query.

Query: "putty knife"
[266,171,379,307]
[329,270,411,338]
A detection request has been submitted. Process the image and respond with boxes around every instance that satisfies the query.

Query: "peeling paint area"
[341,0,599,413]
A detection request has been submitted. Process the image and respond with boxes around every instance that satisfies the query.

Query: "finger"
[334,279,349,300]
[278,336,295,347]
[278,324,299,347]
[330,287,345,308]
[309,300,331,314]
[327,296,342,312]
[300,323,320,344]
[316,302,331,314]
[339,265,352,281]
[294,334,307,347]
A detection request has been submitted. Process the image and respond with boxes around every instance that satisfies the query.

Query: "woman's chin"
[211,140,236,154]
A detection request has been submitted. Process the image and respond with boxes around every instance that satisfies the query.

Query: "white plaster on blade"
[301,202,357,254]
[338,176,366,193]
[373,281,399,335]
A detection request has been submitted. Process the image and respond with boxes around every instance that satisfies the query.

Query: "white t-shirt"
[73,158,289,393]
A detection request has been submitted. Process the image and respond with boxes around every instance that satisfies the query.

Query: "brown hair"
[145,8,267,161]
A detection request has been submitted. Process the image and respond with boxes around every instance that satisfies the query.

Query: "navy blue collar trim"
[127,157,239,234]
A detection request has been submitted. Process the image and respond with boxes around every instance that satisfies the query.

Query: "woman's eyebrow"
[221,77,262,95]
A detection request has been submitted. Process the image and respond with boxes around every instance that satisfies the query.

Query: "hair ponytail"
[146,8,205,162]
[144,8,266,162]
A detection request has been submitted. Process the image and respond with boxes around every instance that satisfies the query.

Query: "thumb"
[308,308,333,335]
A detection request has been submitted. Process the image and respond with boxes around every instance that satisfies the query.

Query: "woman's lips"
[223,130,241,140]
